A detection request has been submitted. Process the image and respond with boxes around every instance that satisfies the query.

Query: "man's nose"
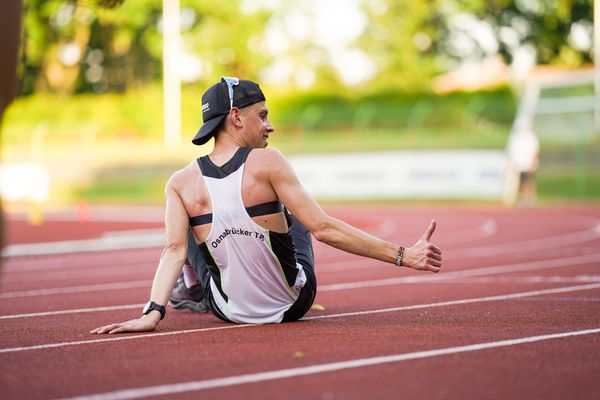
[266,120,274,132]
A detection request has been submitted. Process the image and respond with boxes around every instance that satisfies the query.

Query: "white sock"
[182,263,200,288]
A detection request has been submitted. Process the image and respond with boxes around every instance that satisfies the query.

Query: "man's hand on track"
[90,314,159,334]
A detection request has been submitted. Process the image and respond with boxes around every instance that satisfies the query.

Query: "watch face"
[142,301,165,319]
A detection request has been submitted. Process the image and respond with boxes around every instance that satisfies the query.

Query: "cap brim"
[192,114,226,145]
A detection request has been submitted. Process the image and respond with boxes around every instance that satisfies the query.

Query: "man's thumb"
[422,220,436,241]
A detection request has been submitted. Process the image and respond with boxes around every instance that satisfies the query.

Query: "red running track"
[1,205,599,399]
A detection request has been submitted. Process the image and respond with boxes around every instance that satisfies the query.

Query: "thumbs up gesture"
[402,220,442,273]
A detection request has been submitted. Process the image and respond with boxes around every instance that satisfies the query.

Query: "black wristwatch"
[142,301,166,320]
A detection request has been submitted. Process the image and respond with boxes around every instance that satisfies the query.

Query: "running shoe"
[168,276,209,313]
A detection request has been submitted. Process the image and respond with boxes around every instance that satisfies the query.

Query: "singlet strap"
[190,201,285,227]
[189,213,212,227]
[246,200,285,218]
[197,147,253,179]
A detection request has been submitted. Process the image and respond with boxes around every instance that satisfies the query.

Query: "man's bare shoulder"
[250,147,288,165]
[165,160,200,191]
[249,147,299,187]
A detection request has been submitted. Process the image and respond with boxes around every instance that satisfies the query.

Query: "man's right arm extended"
[266,149,442,273]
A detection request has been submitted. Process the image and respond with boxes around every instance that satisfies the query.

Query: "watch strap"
[143,301,166,320]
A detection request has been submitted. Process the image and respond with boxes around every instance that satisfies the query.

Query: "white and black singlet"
[190,147,312,324]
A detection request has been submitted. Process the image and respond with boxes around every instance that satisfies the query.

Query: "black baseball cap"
[192,77,266,145]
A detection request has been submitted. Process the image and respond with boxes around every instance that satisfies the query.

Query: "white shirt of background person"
[508,128,540,173]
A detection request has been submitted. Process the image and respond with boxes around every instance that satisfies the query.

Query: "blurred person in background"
[91,77,442,333]
[508,125,540,207]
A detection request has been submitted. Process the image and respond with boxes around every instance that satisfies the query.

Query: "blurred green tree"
[430,0,593,68]
[357,0,441,92]
[19,0,592,96]
[358,0,592,91]
[19,0,273,95]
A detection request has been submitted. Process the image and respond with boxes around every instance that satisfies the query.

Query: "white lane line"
[316,222,600,273]
[2,212,593,261]
[318,252,600,292]
[6,274,600,321]
[2,214,594,277]
[60,327,600,400]
[1,264,154,284]
[307,282,600,320]
[0,324,251,354]
[2,232,166,258]
[0,304,145,320]
[1,283,599,354]
[1,206,390,259]
[2,252,599,300]
[431,275,600,284]
[0,280,151,299]
[3,253,159,273]
[448,222,600,258]
[436,218,497,245]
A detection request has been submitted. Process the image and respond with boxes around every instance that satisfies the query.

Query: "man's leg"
[282,214,317,322]
[168,228,210,312]
[186,229,237,321]
[186,228,212,293]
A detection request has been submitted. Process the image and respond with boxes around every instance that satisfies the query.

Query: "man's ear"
[229,107,244,129]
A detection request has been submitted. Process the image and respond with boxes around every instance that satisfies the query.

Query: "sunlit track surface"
[1,205,599,400]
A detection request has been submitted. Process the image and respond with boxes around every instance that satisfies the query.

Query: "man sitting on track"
[91,77,442,333]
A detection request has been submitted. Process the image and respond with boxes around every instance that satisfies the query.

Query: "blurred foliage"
[431,0,593,67]
[2,84,515,147]
[274,86,515,129]
[17,0,593,96]
[358,0,442,91]
[19,0,272,95]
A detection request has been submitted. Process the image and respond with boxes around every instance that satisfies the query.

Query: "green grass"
[13,84,598,205]
[537,173,600,201]
[67,124,511,205]
[271,125,510,154]
[539,83,594,98]
[74,161,178,204]
[77,179,167,204]
[76,172,600,205]
[536,144,600,201]
[2,85,515,147]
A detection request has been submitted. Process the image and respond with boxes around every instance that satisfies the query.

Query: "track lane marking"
[1,251,599,303]
[307,282,600,320]
[4,217,595,280]
[435,217,497,244]
[4,213,596,262]
[5,274,600,321]
[0,280,151,299]
[430,275,600,284]
[318,252,600,292]
[0,304,145,320]
[447,222,600,258]
[1,282,599,354]
[1,265,154,284]
[1,206,394,258]
[2,214,595,278]
[3,255,158,273]
[60,327,600,400]
[0,324,251,354]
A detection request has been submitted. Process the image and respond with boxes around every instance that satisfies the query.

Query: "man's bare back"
[171,147,290,246]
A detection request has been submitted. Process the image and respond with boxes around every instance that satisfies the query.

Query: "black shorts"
[188,214,317,323]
